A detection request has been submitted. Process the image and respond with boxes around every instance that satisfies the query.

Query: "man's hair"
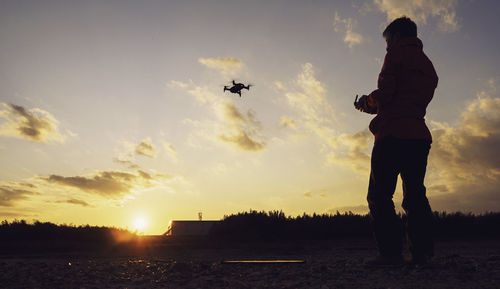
[383,16,417,38]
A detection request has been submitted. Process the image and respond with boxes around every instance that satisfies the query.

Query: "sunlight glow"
[132,217,148,233]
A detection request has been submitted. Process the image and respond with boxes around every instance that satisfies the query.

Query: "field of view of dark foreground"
[1,210,500,288]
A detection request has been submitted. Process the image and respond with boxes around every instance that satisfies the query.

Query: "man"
[355,17,438,266]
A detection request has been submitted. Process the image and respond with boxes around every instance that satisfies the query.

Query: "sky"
[1,0,500,235]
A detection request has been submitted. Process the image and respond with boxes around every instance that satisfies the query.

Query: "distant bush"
[209,210,500,240]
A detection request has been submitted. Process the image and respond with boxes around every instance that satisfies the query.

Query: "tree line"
[0,220,136,243]
[0,220,139,254]
[209,210,500,240]
[1,210,499,245]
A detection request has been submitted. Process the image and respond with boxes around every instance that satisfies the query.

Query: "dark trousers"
[367,136,434,258]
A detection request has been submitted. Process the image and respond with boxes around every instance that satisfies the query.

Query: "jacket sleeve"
[369,49,399,107]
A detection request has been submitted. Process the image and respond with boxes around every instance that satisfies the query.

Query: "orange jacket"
[368,37,438,142]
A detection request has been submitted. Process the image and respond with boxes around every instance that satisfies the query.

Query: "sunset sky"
[1,0,499,234]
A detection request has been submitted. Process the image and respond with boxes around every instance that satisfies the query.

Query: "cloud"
[135,138,156,158]
[274,81,286,91]
[333,12,365,48]
[0,211,37,218]
[216,100,266,151]
[167,80,190,89]
[12,182,37,189]
[115,138,161,164]
[42,170,160,198]
[0,166,182,214]
[303,190,329,198]
[56,198,93,207]
[163,142,176,154]
[372,0,460,33]
[172,78,266,152]
[429,189,500,213]
[187,86,218,104]
[0,103,65,143]
[0,185,38,207]
[427,184,449,193]
[277,63,338,155]
[218,132,264,151]
[327,129,373,172]
[161,141,178,162]
[426,81,500,212]
[198,57,245,77]
[280,116,297,130]
[113,158,140,169]
[276,63,372,171]
[281,63,336,138]
[167,79,216,106]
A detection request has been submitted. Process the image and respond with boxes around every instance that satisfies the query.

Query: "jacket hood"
[387,37,423,52]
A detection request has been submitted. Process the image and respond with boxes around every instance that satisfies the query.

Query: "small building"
[164,220,219,236]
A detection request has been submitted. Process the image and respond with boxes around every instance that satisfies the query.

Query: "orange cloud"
[0,103,65,143]
[426,86,500,212]
[0,185,38,207]
[327,129,372,172]
[43,170,159,198]
[55,198,93,207]
[216,101,266,151]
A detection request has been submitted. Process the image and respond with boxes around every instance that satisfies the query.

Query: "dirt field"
[1,238,499,289]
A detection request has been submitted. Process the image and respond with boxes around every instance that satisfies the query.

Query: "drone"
[224,80,252,97]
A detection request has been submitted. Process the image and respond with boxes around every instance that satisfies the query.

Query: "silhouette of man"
[355,17,438,266]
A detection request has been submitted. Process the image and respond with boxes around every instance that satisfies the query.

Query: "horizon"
[4,209,497,238]
[1,0,500,235]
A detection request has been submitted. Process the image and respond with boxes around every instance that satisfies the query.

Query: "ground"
[1,238,499,288]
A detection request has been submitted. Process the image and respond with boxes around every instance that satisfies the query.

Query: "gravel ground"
[1,238,499,289]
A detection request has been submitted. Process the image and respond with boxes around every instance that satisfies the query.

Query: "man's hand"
[354,94,377,114]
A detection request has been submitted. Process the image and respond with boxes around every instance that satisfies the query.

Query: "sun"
[132,216,148,233]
